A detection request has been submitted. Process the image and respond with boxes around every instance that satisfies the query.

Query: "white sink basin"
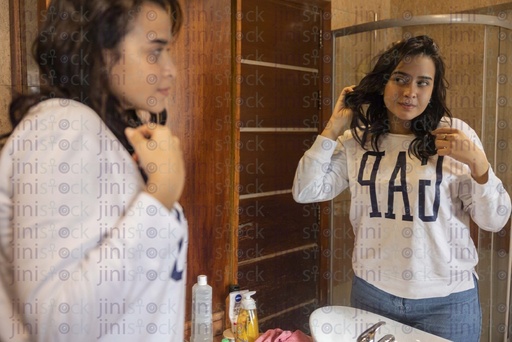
[310,306,450,341]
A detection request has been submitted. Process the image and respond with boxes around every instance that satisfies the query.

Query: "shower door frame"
[330,13,512,342]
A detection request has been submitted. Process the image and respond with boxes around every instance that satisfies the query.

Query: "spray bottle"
[235,291,259,342]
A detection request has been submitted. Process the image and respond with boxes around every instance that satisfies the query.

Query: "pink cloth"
[255,329,313,342]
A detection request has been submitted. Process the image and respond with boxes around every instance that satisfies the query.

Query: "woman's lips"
[399,102,415,109]
[158,88,170,96]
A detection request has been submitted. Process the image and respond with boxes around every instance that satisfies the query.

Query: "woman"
[293,35,511,341]
[0,0,187,341]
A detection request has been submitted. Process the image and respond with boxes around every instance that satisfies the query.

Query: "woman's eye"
[152,48,164,58]
[418,80,430,86]
[394,76,407,84]
[151,47,170,60]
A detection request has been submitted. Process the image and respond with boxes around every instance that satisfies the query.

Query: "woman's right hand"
[125,124,185,210]
[321,85,355,141]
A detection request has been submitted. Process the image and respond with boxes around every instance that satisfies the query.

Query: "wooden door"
[235,0,332,332]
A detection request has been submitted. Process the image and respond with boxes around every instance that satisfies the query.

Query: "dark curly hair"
[344,35,452,161]
[7,0,182,155]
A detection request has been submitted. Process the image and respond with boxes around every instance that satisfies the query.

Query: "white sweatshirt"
[293,118,511,299]
[0,99,188,341]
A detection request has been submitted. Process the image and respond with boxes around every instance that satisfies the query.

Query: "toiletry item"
[225,284,239,332]
[235,291,259,342]
[191,275,213,342]
[226,284,248,334]
[222,328,235,342]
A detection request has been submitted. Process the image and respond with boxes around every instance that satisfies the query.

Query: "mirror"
[330,10,512,342]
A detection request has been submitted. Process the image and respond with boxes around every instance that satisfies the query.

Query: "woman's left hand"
[432,128,489,184]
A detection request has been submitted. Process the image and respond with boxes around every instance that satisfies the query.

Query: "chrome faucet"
[357,321,395,342]
[378,334,396,342]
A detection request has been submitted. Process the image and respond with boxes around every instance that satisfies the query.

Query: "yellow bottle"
[236,291,259,342]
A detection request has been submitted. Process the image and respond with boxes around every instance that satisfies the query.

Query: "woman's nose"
[163,53,177,79]
[403,84,417,98]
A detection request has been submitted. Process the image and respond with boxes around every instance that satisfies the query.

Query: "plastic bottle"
[235,291,259,342]
[191,275,213,342]
[225,284,240,332]
[225,284,249,335]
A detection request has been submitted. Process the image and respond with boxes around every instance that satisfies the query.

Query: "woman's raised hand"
[433,127,489,184]
[126,124,185,210]
[321,85,355,141]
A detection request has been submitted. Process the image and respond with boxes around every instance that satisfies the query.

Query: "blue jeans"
[350,276,482,342]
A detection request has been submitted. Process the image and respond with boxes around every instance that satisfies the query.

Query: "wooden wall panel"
[239,64,320,128]
[238,194,318,262]
[238,132,316,194]
[240,0,322,68]
[9,0,27,96]
[171,0,234,326]
[238,249,319,318]
[236,0,331,336]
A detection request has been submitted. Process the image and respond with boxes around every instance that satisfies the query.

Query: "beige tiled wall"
[332,0,391,29]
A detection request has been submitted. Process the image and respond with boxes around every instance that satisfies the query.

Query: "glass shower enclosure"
[330,12,512,342]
